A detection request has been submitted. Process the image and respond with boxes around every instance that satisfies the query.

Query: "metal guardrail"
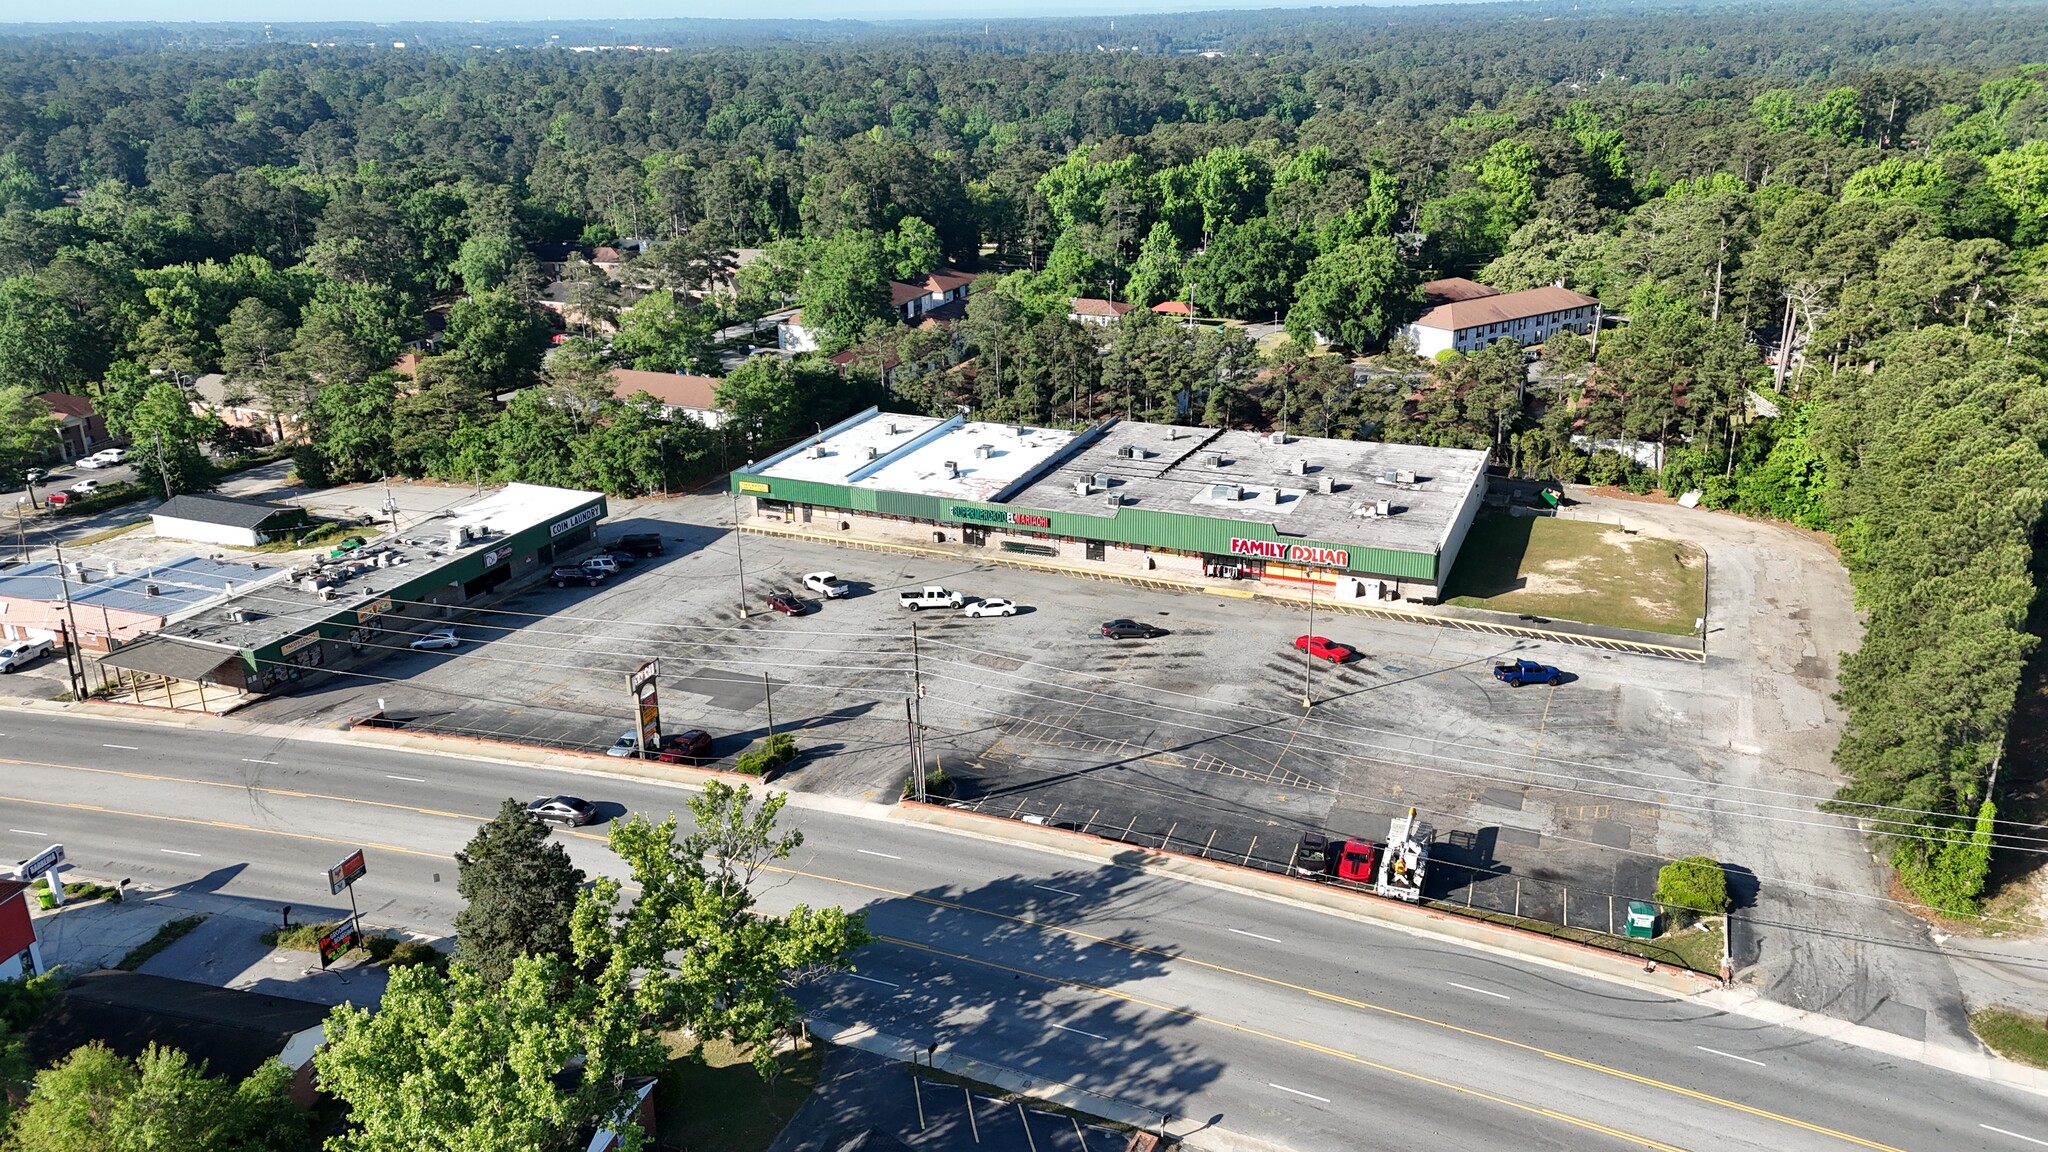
[740,524,1707,662]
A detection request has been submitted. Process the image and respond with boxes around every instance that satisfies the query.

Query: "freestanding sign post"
[322,849,368,969]
[628,659,661,758]
[15,843,67,907]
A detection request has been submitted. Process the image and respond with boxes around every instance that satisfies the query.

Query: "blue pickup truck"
[1494,659,1564,687]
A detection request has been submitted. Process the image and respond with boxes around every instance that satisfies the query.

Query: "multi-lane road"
[2,707,2044,1152]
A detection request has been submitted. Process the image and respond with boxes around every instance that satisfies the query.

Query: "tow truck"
[1374,807,1434,902]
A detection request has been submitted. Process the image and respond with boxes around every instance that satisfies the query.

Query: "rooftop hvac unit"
[1209,483,1241,501]
[1092,472,1113,489]
[319,587,337,602]
[1073,479,1093,495]
[64,561,84,580]
[1382,467,1401,484]
[1318,475,1337,494]
[1397,469,1418,484]
[300,577,320,592]
[448,527,467,550]
[227,609,246,623]
[1166,427,1181,440]
[1268,430,1289,445]
[1103,494,1120,508]
[943,461,958,478]
[1206,453,1226,468]
[145,583,160,597]
[1122,444,1142,459]
[885,421,898,434]
[1377,498,1392,517]
[866,446,880,461]
[811,444,828,459]
[1265,487,1283,505]
[974,444,994,459]
[1292,459,1308,475]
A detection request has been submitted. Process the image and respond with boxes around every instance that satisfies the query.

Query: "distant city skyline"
[6,0,1467,26]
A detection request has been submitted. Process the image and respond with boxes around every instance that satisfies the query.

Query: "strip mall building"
[734,409,1489,601]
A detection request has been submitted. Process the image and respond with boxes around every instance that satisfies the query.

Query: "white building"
[150,494,310,548]
[1400,284,1600,358]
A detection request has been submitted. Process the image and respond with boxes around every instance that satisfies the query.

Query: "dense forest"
[1,0,2046,913]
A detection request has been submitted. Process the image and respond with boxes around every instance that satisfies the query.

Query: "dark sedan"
[1101,619,1164,640]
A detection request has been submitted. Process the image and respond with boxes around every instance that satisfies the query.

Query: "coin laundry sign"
[1229,537,1351,568]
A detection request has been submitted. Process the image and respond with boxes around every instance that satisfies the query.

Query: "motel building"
[733,408,1489,602]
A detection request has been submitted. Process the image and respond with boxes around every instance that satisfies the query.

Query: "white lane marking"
[1981,1125,2048,1148]
[1695,1045,1767,1068]
[10,829,47,836]
[1267,1083,1330,1104]
[1446,980,1512,1000]
[384,774,427,783]
[103,744,138,750]
[846,972,901,988]
[1034,884,1081,898]
[857,849,902,859]
[160,849,202,857]
[1228,928,1283,943]
[1051,1022,1108,1041]
[241,758,279,765]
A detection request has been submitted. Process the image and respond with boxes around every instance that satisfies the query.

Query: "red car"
[1294,635,1355,664]
[765,591,808,616]
[653,729,713,763]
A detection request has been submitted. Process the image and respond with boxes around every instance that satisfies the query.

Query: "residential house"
[1068,298,1136,326]
[1151,300,1195,317]
[1398,283,1600,358]
[191,374,302,444]
[890,268,976,321]
[150,494,311,548]
[530,242,591,279]
[39,391,108,460]
[25,971,328,1107]
[608,368,725,428]
[778,310,821,353]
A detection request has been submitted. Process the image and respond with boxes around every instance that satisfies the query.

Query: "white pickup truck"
[0,637,53,673]
[897,585,965,610]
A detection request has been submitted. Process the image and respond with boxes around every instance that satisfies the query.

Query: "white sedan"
[68,479,100,495]
[962,597,1018,618]
[803,571,850,598]
[72,457,103,470]
[408,629,460,651]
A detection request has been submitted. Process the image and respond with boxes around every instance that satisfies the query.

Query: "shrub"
[1655,856,1731,920]
[733,732,797,776]
[900,766,954,800]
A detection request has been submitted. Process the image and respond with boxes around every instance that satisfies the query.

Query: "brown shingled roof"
[1410,285,1598,333]
[609,368,721,411]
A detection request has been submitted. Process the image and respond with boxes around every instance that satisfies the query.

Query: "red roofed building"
[1399,284,1600,358]
[1068,298,1136,326]
[1151,300,1195,316]
[0,878,43,981]
[608,368,725,428]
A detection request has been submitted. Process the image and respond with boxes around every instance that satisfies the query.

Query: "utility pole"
[731,488,750,618]
[381,478,399,534]
[50,539,87,702]
[153,433,172,500]
[905,697,926,802]
[910,621,928,797]
[762,671,776,738]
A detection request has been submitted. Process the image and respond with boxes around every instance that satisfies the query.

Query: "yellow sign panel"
[738,480,770,494]
[356,597,395,623]
[280,632,321,657]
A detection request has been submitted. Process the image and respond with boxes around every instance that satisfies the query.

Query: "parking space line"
[846,972,901,988]
[1034,884,1081,898]
[857,849,902,859]
[160,848,201,857]
[385,775,427,783]
[241,758,280,765]
[9,829,46,836]
[1050,1022,1108,1041]
[1017,1103,1040,1152]
[963,1086,979,1143]
[1229,928,1283,944]
[103,744,138,750]
[1268,1082,1331,1103]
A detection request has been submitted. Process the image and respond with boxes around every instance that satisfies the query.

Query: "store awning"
[96,637,240,682]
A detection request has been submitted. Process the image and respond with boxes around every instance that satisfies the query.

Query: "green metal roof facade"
[735,475,1437,581]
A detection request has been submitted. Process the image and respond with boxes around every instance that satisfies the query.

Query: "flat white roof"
[760,414,947,484]
[855,421,1077,502]
[446,482,603,535]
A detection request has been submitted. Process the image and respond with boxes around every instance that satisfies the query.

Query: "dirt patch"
[1443,513,1707,635]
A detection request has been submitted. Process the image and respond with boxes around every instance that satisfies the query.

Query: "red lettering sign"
[1228,537,1350,569]
[1008,513,1051,528]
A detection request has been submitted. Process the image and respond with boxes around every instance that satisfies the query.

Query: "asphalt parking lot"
[226,484,1964,1046]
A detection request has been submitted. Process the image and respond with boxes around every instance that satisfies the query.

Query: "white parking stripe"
[103,744,138,750]
[1034,884,1081,897]
[160,849,202,857]
[857,849,902,859]
[1229,928,1283,943]
[241,758,279,765]
[1051,1022,1108,1041]
[846,972,901,988]
[1446,980,1511,1000]
[1268,1083,1330,1103]
[385,775,427,783]
[1982,1125,2048,1148]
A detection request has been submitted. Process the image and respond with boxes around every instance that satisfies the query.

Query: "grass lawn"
[1971,1008,2048,1068]
[1442,903,1725,974]
[1443,513,1707,636]
[657,1037,823,1152]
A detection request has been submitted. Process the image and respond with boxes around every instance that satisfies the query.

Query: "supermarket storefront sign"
[950,505,1052,530]
[1229,537,1350,568]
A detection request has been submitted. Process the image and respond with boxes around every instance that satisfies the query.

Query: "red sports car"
[1294,635,1355,664]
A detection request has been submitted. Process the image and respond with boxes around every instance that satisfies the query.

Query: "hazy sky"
[11,0,1456,26]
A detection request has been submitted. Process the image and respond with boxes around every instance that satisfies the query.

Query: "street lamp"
[1301,580,1315,710]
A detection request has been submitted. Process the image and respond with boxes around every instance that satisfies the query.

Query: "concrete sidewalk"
[29,883,408,1008]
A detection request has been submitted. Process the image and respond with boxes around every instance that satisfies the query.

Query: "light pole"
[50,539,88,702]
[1301,580,1315,710]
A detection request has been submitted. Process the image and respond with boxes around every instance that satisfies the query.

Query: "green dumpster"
[1540,489,1562,509]
[1625,901,1659,939]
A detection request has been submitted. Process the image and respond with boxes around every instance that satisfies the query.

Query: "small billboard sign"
[317,919,358,967]
[327,849,367,895]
